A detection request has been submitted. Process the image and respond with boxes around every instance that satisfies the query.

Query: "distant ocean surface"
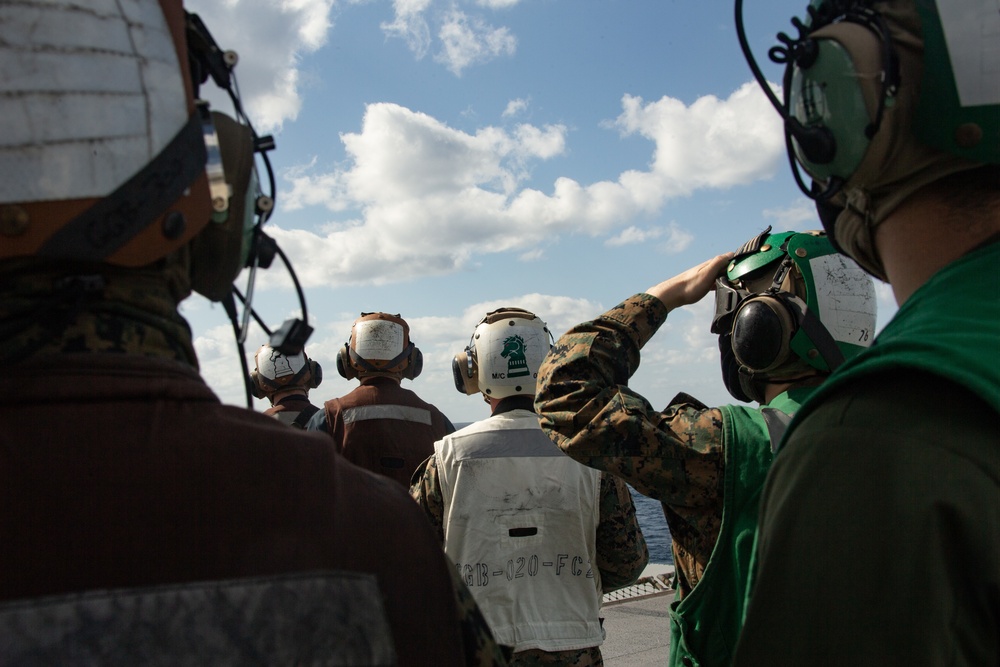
[629,486,673,565]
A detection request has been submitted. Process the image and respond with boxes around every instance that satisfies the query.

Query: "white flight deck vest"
[435,409,604,652]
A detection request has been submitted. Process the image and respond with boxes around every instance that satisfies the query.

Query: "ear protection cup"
[248,370,267,399]
[337,344,357,380]
[731,295,798,374]
[718,333,753,403]
[307,360,323,388]
[451,348,479,395]
[787,32,876,179]
[402,346,423,380]
[189,111,257,302]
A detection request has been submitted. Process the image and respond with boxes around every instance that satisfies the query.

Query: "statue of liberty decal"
[501,335,530,378]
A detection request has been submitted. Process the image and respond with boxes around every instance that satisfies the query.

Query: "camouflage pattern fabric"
[1,256,198,368]
[411,451,647,666]
[533,293,726,599]
[505,646,603,666]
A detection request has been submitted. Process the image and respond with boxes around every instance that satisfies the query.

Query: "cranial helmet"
[738,0,999,278]
[452,308,553,400]
[711,227,877,403]
[337,313,423,380]
[0,0,268,302]
[249,344,322,400]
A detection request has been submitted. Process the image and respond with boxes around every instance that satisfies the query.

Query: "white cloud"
[381,0,434,59]
[763,198,817,231]
[614,82,784,197]
[605,225,664,247]
[475,0,522,8]
[379,0,519,74]
[274,83,783,290]
[502,98,529,118]
[435,9,517,76]
[606,221,694,253]
[186,0,335,132]
[658,221,695,255]
[193,323,262,409]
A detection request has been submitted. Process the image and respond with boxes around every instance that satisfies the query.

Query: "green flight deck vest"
[667,389,813,667]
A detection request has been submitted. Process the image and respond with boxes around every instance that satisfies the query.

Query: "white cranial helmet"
[250,344,320,399]
[452,308,552,400]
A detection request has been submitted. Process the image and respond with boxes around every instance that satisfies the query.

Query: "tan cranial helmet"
[337,313,423,380]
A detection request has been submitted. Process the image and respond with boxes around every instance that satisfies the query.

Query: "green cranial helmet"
[713,227,877,403]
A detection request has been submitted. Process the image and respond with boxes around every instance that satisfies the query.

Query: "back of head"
[452,308,553,400]
[739,0,1000,278]
[712,227,877,403]
[250,345,322,400]
[337,313,422,381]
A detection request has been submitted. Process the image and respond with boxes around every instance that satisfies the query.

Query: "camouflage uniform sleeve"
[409,454,446,544]
[594,472,649,592]
[534,294,726,596]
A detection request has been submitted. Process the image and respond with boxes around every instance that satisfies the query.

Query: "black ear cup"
[189,111,255,302]
[336,344,356,380]
[308,360,323,388]
[248,370,267,399]
[404,347,423,380]
[731,297,797,373]
[718,333,753,403]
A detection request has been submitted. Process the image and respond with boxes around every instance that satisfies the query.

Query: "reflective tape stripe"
[451,430,565,459]
[342,404,432,425]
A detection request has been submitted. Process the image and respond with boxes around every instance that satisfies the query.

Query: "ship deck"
[600,563,675,665]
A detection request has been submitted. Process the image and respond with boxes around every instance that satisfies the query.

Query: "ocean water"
[629,486,673,565]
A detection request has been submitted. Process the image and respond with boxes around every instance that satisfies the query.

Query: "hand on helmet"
[646,253,735,311]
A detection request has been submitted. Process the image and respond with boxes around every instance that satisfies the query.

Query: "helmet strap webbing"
[769,255,845,373]
[37,111,207,262]
[349,343,413,373]
[796,303,846,372]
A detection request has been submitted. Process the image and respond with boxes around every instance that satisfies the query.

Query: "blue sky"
[181,0,898,424]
